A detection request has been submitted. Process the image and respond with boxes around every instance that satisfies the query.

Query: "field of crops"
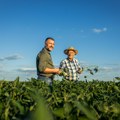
[0,77,120,120]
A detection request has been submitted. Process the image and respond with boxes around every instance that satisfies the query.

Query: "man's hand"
[59,69,68,77]
[54,68,61,74]
[77,67,84,74]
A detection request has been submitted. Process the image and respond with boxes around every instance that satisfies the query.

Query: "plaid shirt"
[59,58,81,81]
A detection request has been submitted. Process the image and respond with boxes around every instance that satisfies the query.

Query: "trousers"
[37,75,53,86]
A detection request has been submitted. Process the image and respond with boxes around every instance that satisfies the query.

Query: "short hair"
[45,37,55,43]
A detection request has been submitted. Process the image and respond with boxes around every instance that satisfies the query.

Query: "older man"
[59,47,83,81]
[36,37,61,85]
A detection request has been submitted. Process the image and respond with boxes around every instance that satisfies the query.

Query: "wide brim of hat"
[64,49,78,55]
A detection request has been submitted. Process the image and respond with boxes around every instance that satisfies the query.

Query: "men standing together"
[36,37,82,85]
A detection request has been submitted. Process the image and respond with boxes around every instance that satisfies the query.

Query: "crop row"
[0,77,120,120]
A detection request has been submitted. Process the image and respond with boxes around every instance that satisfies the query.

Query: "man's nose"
[51,45,54,47]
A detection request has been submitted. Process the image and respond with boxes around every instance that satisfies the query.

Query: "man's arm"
[75,59,83,74]
[44,68,60,74]
[37,52,61,74]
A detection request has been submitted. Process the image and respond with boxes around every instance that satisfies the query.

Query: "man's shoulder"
[61,58,68,63]
[73,58,79,63]
[37,48,46,56]
[73,58,78,61]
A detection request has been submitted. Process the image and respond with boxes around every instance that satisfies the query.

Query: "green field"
[0,77,120,120]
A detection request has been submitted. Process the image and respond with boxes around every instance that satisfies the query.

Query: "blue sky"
[0,0,120,81]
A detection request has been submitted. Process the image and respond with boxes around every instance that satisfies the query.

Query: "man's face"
[45,39,55,51]
[67,50,75,59]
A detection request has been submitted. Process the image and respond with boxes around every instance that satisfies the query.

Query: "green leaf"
[75,101,98,120]
[52,108,65,118]
[12,100,24,114]
[5,107,9,120]
[31,98,53,120]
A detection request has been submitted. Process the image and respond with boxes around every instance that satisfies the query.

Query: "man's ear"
[45,41,47,46]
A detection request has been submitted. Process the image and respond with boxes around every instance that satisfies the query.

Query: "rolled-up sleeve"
[36,54,47,72]
[36,47,54,77]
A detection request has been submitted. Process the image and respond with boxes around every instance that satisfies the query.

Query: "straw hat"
[64,47,78,55]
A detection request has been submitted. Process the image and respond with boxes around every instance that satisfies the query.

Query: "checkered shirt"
[59,58,81,81]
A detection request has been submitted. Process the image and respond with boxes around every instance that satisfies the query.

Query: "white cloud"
[99,67,113,71]
[92,27,107,33]
[0,67,37,80]
[0,63,3,68]
[0,70,3,73]
[0,54,24,61]
[0,57,4,61]
[16,67,37,80]
[98,65,120,73]
[79,60,87,64]
[17,67,36,72]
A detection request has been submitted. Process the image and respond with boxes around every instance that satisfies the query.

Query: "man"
[36,37,61,85]
[59,47,83,81]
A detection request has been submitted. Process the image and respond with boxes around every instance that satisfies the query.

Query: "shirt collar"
[44,47,51,54]
[67,58,75,62]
